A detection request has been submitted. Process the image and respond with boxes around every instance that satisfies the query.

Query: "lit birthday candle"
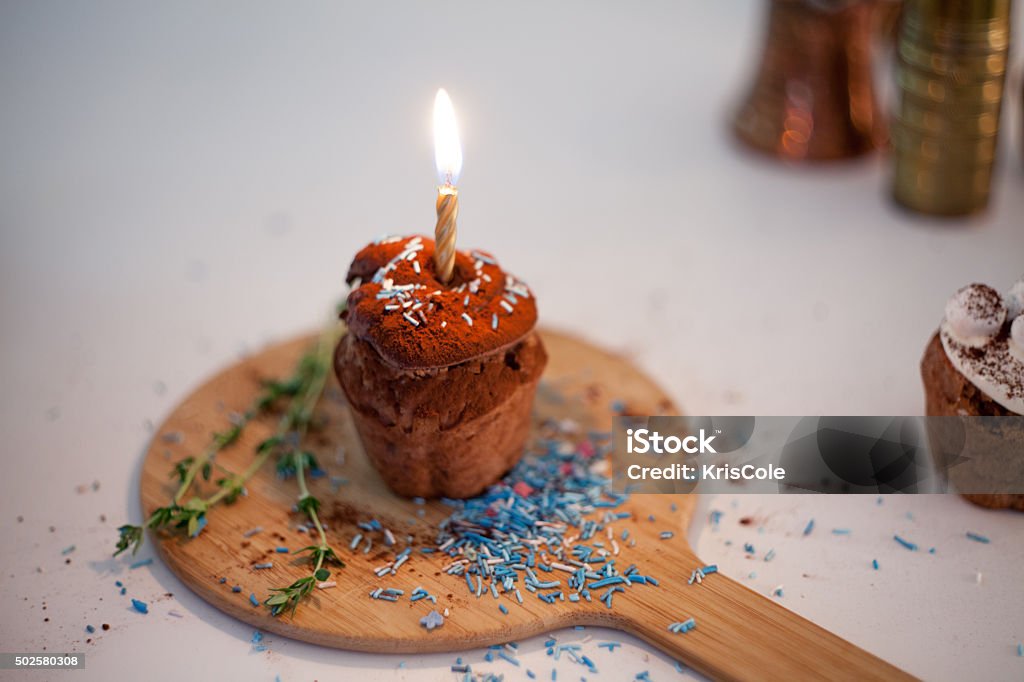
[432,88,462,283]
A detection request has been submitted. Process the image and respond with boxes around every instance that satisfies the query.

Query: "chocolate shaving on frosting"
[941,281,1024,415]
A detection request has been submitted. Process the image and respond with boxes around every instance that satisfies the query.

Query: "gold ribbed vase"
[891,0,1012,216]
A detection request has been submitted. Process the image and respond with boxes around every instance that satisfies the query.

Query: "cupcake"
[921,278,1024,510]
[335,235,547,498]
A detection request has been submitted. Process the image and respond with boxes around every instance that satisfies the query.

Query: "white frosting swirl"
[1010,316,1024,365]
[944,284,1005,348]
[1005,277,1024,320]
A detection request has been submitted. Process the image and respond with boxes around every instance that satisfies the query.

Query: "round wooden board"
[141,328,911,680]
[141,328,679,652]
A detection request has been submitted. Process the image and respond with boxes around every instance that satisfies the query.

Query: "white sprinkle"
[463,295,470,307]
[462,313,473,326]
[168,610,184,618]
[500,300,514,313]
[243,527,263,538]
[441,320,447,328]
[317,581,337,589]
[492,314,498,330]
[403,312,420,327]
[975,571,983,585]
[412,260,421,274]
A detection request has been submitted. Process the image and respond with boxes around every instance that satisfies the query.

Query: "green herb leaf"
[114,524,144,557]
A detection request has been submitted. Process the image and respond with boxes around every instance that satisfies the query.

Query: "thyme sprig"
[115,321,343,558]
[265,329,345,616]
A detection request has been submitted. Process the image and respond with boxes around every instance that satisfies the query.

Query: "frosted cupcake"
[921,278,1024,510]
[335,235,547,498]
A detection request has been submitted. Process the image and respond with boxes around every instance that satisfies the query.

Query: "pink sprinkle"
[560,463,574,475]
[578,441,596,458]
[513,482,534,497]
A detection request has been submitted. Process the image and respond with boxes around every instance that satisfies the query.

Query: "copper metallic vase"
[733,0,887,161]
[891,0,1011,216]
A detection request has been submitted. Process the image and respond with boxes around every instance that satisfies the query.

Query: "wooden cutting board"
[140,329,912,681]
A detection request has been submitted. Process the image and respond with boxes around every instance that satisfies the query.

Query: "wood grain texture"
[140,328,913,681]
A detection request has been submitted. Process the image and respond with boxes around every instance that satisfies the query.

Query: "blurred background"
[1,2,1022,680]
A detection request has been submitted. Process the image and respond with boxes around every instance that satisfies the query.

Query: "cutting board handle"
[615,568,916,681]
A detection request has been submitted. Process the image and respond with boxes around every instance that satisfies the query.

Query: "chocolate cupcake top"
[940,280,1024,415]
[343,235,538,369]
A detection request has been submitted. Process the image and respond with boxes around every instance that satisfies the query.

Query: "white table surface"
[1,2,1023,680]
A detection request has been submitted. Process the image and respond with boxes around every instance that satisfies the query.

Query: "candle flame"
[433,88,462,186]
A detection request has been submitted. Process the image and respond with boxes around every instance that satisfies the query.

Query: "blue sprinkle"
[131,599,148,614]
[965,532,990,544]
[85,625,95,634]
[253,562,273,569]
[115,581,123,588]
[249,593,259,607]
[420,609,444,630]
[190,515,207,537]
[893,535,918,551]
[743,542,755,554]
[275,547,289,553]
[598,641,621,651]
[119,587,127,595]
[802,519,815,536]
[219,577,227,584]
[872,559,879,570]
[61,545,76,555]
[497,651,520,666]
[232,585,242,593]
[675,660,686,673]
[129,557,154,569]
[764,549,776,562]
[928,547,936,554]
[527,671,536,679]
[831,528,851,535]
[498,604,508,615]
[660,531,674,540]
[1017,643,1023,657]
